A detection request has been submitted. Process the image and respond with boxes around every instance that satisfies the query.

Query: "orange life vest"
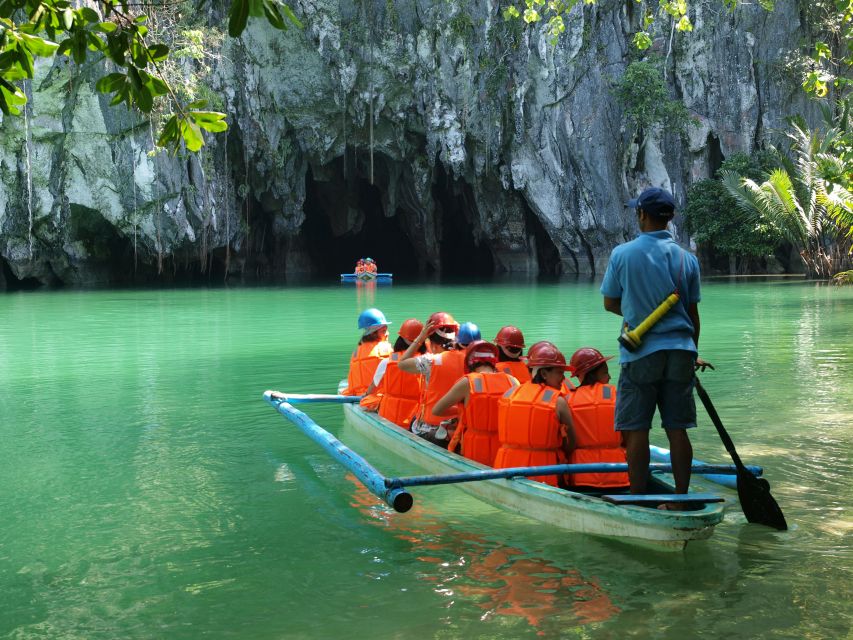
[567,383,628,488]
[496,360,531,384]
[377,352,422,429]
[419,350,466,426]
[457,372,519,466]
[494,382,566,487]
[342,340,392,396]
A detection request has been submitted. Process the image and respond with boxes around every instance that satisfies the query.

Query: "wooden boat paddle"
[694,378,788,531]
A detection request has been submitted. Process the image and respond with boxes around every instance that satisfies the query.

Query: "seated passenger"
[433,341,519,465]
[355,259,366,274]
[494,343,575,487]
[566,348,628,489]
[456,322,481,349]
[398,312,464,448]
[362,319,425,430]
[365,257,378,273]
[494,326,531,383]
[342,308,393,396]
[527,341,576,394]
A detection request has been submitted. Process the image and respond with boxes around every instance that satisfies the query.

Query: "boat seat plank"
[601,493,724,505]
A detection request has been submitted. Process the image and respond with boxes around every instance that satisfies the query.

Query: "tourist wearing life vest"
[398,312,465,448]
[494,344,575,487]
[360,319,425,429]
[527,341,577,394]
[364,257,377,273]
[494,326,532,383]
[456,322,481,349]
[342,308,393,396]
[565,347,629,489]
[355,259,366,275]
[432,341,519,466]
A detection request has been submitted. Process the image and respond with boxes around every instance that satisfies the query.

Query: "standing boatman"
[600,187,712,501]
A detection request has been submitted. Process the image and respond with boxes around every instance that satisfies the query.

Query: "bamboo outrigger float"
[262,390,752,550]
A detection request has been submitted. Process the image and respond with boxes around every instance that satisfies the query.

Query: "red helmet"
[570,348,613,381]
[527,343,572,371]
[398,318,424,343]
[526,341,555,360]
[428,311,459,337]
[464,340,499,373]
[495,326,525,349]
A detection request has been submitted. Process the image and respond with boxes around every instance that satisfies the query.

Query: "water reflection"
[345,477,619,633]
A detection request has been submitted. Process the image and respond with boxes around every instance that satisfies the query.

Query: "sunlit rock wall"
[0,0,817,286]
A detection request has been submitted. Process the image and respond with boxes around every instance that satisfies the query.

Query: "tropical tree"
[683,152,783,274]
[721,123,853,279]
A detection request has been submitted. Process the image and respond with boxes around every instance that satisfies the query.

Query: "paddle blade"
[736,470,788,531]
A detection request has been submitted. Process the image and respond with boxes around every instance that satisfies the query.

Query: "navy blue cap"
[626,187,676,216]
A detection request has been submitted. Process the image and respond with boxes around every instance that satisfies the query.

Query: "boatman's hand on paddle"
[695,357,715,372]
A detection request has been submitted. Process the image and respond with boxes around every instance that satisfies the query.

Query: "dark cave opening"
[433,165,495,277]
[1,258,44,291]
[302,157,422,278]
[523,201,562,276]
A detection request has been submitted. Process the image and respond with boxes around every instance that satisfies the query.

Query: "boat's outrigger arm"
[264,391,759,513]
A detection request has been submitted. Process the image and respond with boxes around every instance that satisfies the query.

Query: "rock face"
[0,0,818,287]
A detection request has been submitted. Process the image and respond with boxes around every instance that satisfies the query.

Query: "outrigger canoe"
[265,387,735,550]
[338,390,726,550]
[340,272,393,283]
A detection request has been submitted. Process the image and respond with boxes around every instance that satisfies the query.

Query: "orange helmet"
[398,318,424,343]
[570,347,613,380]
[428,311,459,338]
[527,343,572,371]
[495,326,525,349]
[464,340,499,373]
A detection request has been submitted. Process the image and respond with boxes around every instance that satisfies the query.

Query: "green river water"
[1,280,851,639]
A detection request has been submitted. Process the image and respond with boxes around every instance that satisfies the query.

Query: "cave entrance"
[302,157,421,278]
[433,165,495,278]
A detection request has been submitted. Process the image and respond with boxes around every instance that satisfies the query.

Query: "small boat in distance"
[340,271,393,283]
[341,257,392,283]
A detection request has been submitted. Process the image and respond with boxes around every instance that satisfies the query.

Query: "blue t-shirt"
[600,230,701,363]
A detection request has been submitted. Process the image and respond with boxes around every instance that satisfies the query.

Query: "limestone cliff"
[0,0,817,287]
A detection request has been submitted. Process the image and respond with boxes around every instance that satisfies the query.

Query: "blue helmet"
[457,322,481,347]
[357,308,391,334]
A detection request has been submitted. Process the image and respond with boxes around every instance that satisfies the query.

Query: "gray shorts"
[615,350,697,431]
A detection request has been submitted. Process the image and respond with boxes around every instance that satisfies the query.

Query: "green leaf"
[180,118,205,152]
[157,114,180,149]
[146,75,168,96]
[229,0,250,37]
[190,110,228,132]
[62,7,73,30]
[95,71,126,93]
[72,30,87,64]
[262,0,285,30]
[147,43,168,61]
[0,80,27,115]
[95,21,118,33]
[19,32,59,56]
[281,3,302,28]
[134,84,153,112]
[16,47,34,78]
[633,31,652,50]
[187,99,208,109]
[80,6,99,22]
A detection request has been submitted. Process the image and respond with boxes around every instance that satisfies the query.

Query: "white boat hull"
[342,399,725,550]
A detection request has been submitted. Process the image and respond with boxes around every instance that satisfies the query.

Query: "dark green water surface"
[1,280,851,639]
